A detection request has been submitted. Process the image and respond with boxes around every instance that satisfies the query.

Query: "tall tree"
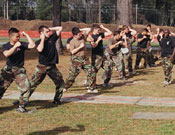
[117,0,133,26]
[53,0,64,55]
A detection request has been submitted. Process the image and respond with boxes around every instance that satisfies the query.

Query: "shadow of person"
[0,104,16,114]
[27,125,85,135]
[26,100,68,110]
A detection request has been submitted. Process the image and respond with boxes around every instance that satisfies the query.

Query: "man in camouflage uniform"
[135,28,150,69]
[122,25,137,76]
[104,30,127,83]
[158,29,175,85]
[66,28,91,86]
[27,25,64,105]
[64,27,97,93]
[0,28,35,112]
[87,24,112,87]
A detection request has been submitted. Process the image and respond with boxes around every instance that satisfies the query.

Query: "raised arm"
[80,28,91,35]
[3,42,21,57]
[36,32,45,52]
[22,31,35,49]
[49,26,63,37]
[130,28,137,36]
[100,25,112,37]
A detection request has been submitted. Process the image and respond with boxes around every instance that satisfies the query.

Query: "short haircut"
[92,24,100,30]
[38,25,49,33]
[113,31,121,36]
[159,29,164,32]
[147,24,151,28]
[72,27,81,35]
[123,25,128,29]
[8,28,19,35]
[143,28,148,32]
[164,29,170,34]
[118,27,124,32]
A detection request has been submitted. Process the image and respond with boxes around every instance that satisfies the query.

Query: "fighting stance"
[158,29,175,85]
[135,28,150,69]
[87,24,112,86]
[122,25,137,76]
[64,27,97,93]
[104,30,127,83]
[27,25,64,104]
[0,28,35,112]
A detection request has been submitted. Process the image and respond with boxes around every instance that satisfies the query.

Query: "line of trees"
[1,0,175,26]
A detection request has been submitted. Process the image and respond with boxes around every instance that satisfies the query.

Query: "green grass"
[1,99,175,135]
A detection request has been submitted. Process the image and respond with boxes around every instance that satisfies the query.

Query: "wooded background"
[1,0,175,26]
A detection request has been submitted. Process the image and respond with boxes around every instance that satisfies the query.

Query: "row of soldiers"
[0,24,174,113]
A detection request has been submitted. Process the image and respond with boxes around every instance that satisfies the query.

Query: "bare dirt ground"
[1,17,175,33]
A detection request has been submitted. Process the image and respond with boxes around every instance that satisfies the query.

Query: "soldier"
[66,28,91,86]
[104,30,127,83]
[87,24,112,86]
[146,24,156,67]
[64,27,97,93]
[0,28,35,112]
[27,25,64,105]
[135,28,150,69]
[122,25,137,76]
[158,29,175,85]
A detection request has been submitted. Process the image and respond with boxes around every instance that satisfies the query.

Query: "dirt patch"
[0,17,175,33]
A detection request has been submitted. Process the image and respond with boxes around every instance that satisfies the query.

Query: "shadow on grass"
[134,68,158,76]
[27,124,85,135]
[0,105,16,114]
[27,100,69,110]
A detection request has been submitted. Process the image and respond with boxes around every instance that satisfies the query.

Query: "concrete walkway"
[3,90,175,107]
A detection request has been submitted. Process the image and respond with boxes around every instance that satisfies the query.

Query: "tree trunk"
[98,0,101,23]
[53,0,64,55]
[117,0,132,27]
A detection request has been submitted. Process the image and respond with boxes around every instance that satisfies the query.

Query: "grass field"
[1,99,175,135]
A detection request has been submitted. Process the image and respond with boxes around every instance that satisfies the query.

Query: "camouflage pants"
[0,65,30,107]
[123,52,133,72]
[91,54,111,84]
[65,56,96,89]
[102,54,112,84]
[148,49,155,66]
[135,48,149,68]
[111,52,125,77]
[162,57,173,82]
[28,64,64,101]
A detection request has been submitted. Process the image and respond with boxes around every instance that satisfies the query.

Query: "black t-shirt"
[160,36,175,57]
[2,42,28,67]
[137,33,150,48]
[126,31,132,39]
[36,32,59,65]
[91,33,105,56]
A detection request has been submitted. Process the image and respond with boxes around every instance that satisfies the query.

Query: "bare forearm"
[3,46,17,57]
[37,39,45,52]
[26,34,35,49]
[130,29,137,35]
[103,27,112,37]
[49,26,62,31]
[50,26,63,36]
[71,47,82,55]
[80,28,91,35]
